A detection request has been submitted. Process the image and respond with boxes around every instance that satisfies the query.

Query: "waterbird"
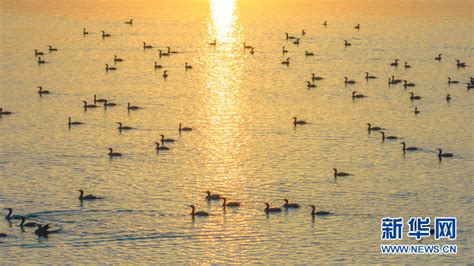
[455,60,466,68]
[354,24,360,29]
[380,131,400,141]
[34,224,60,237]
[293,117,306,126]
[404,80,415,88]
[143,42,153,49]
[306,81,316,88]
[401,142,418,154]
[250,47,255,55]
[344,77,356,84]
[37,86,50,96]
[105,64,116,72]
[163,70,168,79]
[94,95,107,104]
[101,31,111,38]
[103,100,117,108]
[281,57,290,66]
[160,134,176,143]
[209,39,217,46]
[302,29,306,35]
[82,101,98,109]
[68,117,83,126]
[127,103,140,111]
[344,40,351,46]
[410,92,422,100]
[435,54,442,61]
[205,191,221,200]
[155,142,169,151]
[114,55,123,62]
[448,77,459,84]
[34,49,44,56]
[185,62,192,70]
[158,50,170,57]
[179,123,192,132]
[19,217,39,228]
[467,83,473,90]
[4,208,22,220]
[0,108,13,116]
[83,28,88,35]
[311,73,324,81]
[108,148,122,157]
[365,72,377,79]
[293,38,300,45]
[48,46,58,52]
[437,149,454,159]
[0,233,6,237]
[283,199,300,209]
[222,197,240,208]
[243,42,252,49]
[189,205,209,217]
[125,19,133,25]
[282,46,288,54]
[117,122,132,130]
[309,205,331,216]
[285,32,297,40]
[352,91,367,99]
[391,75,402,84]
[37,57,45,64]
[446,94,451,102]
[404,62,411,69]
[78,190,102,201]
[390,59,399,67]
[414,107,420,115]
[264,203,282,213]
[305,51,314,56]
[333,168,351,178]
[367,123,384,132]
[154,62,163,69]
[167,47,178,54]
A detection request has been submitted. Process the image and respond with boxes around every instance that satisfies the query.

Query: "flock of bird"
[1,19,472,239]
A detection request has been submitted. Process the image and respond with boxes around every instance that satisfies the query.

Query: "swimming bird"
[306,81,317,88]
[143,42,153,49]
[283,199,300,209]
[404,80,415,88]
[34,49,44,56]
[189,205,209,217]
[101,31,111,38]
[285,32,296,40]
[309,205,331,216]
[293,38,300,45]
[209,39,217,46]
[354,24,360,29]
[185,62,192,70]
[48,46,58,52]
[281,57,290,66]
[127,103,140,111]
[391,75,402,84]
[94,95,107,104]
[437,149,453,159]
[4,208,22,220]
[154,61,163,69]
[250,47,255,55]
[414,107,420,115]
[167,47,178,54]
[401,142,418,154]
[78,190,102,201]
[352,91,367,99]
[264,203,282,213]
[380,131,400,141]
[82,101,98,109]
[37,57,46,64]
[117,122,132,131]
[333,168,351,179]
[179,123,192,132]
[344,77,356,84]
[305,51,314,56]
[68,117,83,126]
[311,73,324,81]
[163,70,168,79]
[446,94,451,102]
[455,60,466,68]
[467,83,473,90]
[367,123,384,132]
[83,28,89,35]
[114,55,123,62]
[301,29,306,35]
[365,72,377,80]
[243,42,252,49]
[155,142,169,151]
[37,86,50,96]
[222,197,240,208]
[205,191,221,200]
[0,108,13,116]
[344,40,351,46]
[125,19,133,25]
[390,59,399,67]
[158,50,170,57]
[282,46,288,54]
[108,148,122,157]
[105,64,117,72]
[323,21,327,27]
[0,233,6,237]
[103,100,117,108]
[34,224,50,237]
[160,134,176,144]
[410,92,422,100]
[293,117,306,126]
[404,62,411,68]
[435,54,442,61]
[448,77,459,84]
[19,217,39,228]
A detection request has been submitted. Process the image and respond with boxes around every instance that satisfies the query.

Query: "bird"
[250,47,255,55]
[0,108,13,116]
[437,149,454,159]
[101,31,111,38]
[283,199,300,209]
[160,134,176,144]
[127,103,140,111]
[179,123,192,132]
[322,21,327,27]
[281,57,290,66]
[389,76,403,85]
[222,197,240,208]
[209,39,217,46]
[37,57,46,64]
[352,91,367,99]
[163,70,168,79]
[455,60,466,68]
[243,42,252,49]
[19,217,39,228]
[125,19,133,25]
[301,29,306,35]
[94,95,107,104]
[154,62,163,69]
[78,190,102,200]
[404,62,411,68]
[117,122,132,131]
[264,203,282,213]
[167,47,178,54]
[367,123,384,132]
[446,94,451,102]
[105,64,117,72]
[114,55,123,62]
[285,32,297,40]
[333,168,351,179]
[365,72,377,80]
[108,148,122,157]
[143,42,153,49]
[103,100,117,108]
[404,80,416,88]
[311,73,324,81]
[189,205,209,217]
[380,131,400,141]
[344,40,351,47]
[48,46,58,52]
[155,142,169,151]
[448,77,459,84]
[83,28,89,35]
[34,224,50,237]
[354,24,360,29]
[4,208,22,220]
[390,59,399,67]
[293,38,300,45]
[306,81,317,88]
[0,233,6,237]
[309,205,331,216]
[205,191,221,200]
[37,86,50,96]
[344,77,356,84]
[185,62,192,70]
[82,101,98,109]
[305,51,314,56]
[68,117,83,126]
[293,117,306,126]
[34,49,44,56]
[158,50,170,57]
[401,142,418,154]
[282,46,288,54]
[414,107,420,115]
[435,54,442,61]
[410,92,422,100]
[467,83,474,90]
